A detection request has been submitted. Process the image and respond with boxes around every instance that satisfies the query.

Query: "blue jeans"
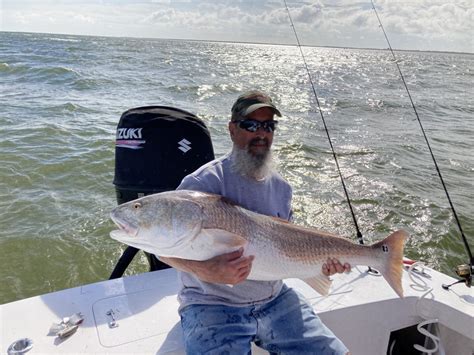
[180,286,348,354]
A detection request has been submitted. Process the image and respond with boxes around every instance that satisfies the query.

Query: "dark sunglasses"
[233,119,278,133]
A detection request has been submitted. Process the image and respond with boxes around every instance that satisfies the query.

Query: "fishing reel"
[442,264,472,290]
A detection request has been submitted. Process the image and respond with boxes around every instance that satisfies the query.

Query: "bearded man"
[160,91,351,355]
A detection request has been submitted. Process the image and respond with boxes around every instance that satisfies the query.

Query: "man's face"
[229,107,275,157]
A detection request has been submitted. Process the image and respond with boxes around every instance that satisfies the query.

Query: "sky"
[1,0,473,53]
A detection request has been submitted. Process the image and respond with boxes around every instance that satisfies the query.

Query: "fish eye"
[133,202,142,209]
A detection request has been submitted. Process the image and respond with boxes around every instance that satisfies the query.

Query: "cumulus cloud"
[291,3,324,25]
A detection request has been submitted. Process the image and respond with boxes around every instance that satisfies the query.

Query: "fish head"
[109,191,204,256]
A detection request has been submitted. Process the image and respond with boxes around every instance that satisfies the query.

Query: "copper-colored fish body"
[110,190,407,297]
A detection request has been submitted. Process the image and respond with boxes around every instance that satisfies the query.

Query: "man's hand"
[160,247,254,285]
[322,258,351,276]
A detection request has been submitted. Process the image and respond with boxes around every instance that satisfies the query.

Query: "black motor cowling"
[114,105,215,202]
[110,106,215,279]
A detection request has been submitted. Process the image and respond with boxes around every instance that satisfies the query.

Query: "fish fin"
[373,229,408,298]
[269,216,291,224]
[199,229,248,253]
[302,275,332,296]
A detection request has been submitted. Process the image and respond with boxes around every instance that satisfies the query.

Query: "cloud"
[367,1,473,51]
[290,3,324,25]
[73,14,95,24]
[278,0,473,51]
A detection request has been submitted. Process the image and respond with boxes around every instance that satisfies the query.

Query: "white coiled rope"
[408,261,445,355]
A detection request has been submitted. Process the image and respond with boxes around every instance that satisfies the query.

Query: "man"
[160,90,351,354]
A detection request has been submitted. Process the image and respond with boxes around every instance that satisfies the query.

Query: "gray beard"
[230,146,274,180]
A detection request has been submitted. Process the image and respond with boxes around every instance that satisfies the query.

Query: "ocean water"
[0,31,472,304]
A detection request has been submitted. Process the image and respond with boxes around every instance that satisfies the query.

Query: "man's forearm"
[161,254,349,281]
[159,256,198,273]
[159,249,253,285]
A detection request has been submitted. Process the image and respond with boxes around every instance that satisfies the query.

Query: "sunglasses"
[233,119,278,133]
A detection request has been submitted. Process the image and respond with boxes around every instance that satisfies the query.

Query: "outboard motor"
[109,106,215,279]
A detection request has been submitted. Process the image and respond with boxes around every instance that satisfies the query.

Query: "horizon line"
[2,30,473,56]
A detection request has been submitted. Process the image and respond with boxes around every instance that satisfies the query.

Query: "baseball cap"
[231,90,282,119]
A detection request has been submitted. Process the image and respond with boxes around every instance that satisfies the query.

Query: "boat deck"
[1,265,473,354]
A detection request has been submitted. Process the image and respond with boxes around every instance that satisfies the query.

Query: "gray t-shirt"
[175,152,292,310]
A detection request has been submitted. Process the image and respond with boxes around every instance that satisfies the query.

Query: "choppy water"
[1,31,472,304]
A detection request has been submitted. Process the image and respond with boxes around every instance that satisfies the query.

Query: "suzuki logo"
[117,128,143,139]
[178,138,192,153]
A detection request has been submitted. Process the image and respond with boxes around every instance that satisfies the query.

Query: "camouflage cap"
[231,90,281,119]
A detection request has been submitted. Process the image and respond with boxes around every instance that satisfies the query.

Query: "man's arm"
[162,251,347,281]
[160,248,255,285]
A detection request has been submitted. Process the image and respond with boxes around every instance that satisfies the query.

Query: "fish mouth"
[110,215,139,238]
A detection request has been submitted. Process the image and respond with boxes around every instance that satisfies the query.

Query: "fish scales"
[202,196,381,267]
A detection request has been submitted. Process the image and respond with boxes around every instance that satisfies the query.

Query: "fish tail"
[372,230,408,298]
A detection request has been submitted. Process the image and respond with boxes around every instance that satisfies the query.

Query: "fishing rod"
[283,1,365,246]
[370,0,472,287]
